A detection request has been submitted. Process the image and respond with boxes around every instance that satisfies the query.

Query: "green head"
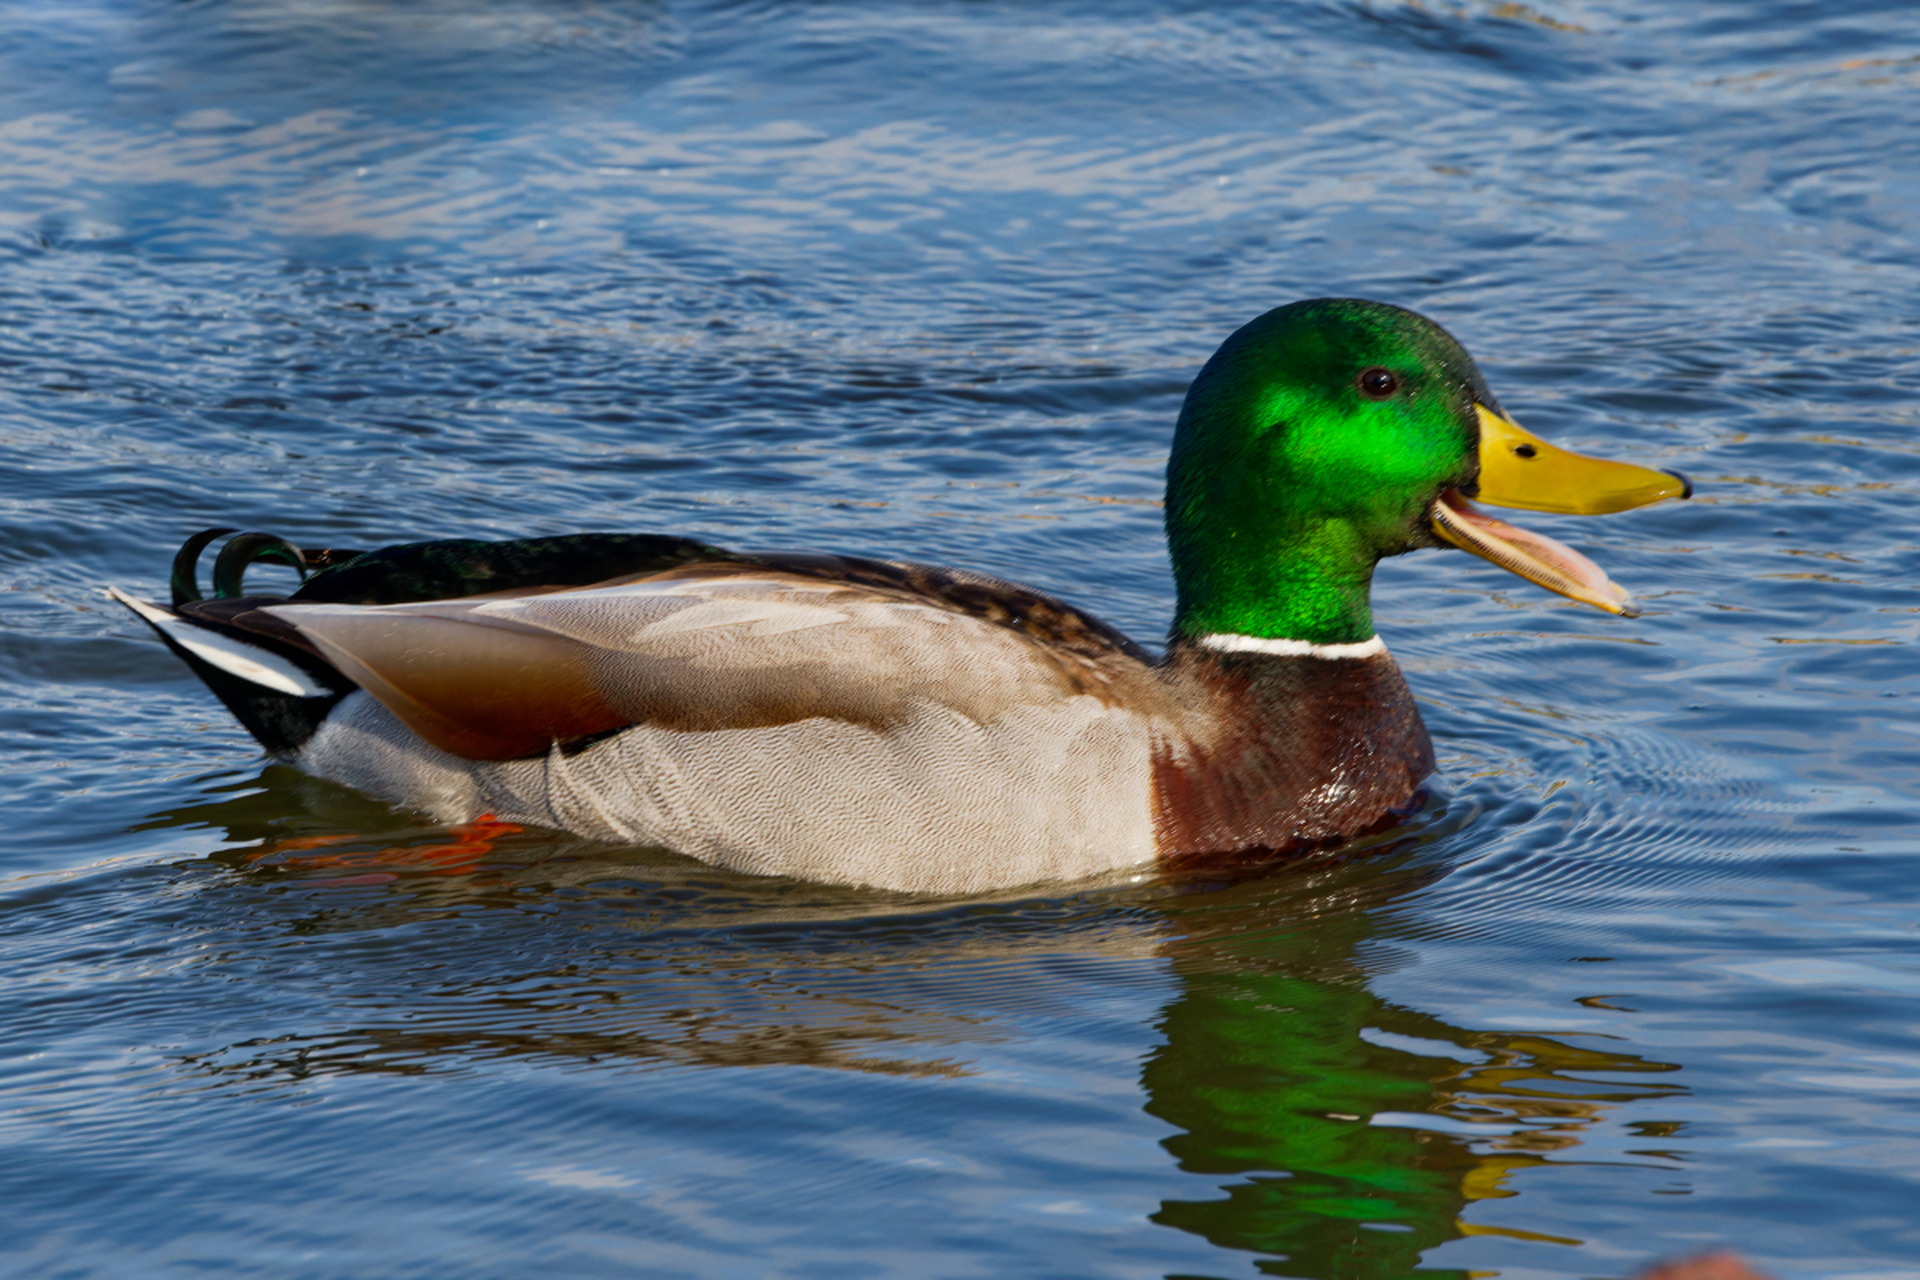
[1165,299,1490,646]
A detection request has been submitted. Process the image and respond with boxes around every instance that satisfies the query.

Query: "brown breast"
[1149,641,1435,864]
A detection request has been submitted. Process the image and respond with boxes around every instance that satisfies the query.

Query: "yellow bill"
[1431,404,1691,616]
[1473,404,1689,514]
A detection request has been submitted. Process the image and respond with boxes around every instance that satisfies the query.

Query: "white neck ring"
[1197,632,1387,660]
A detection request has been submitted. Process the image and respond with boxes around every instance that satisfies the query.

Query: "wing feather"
[269,567,1144,761]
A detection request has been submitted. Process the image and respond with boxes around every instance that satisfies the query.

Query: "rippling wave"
[6,0,1920,1276]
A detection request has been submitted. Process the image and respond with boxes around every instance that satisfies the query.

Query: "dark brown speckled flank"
[1149,643,1434,864]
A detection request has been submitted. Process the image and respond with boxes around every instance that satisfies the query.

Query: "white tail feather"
[108,587,330,698]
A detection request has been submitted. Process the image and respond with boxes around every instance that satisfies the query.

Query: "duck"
[112,298,1689,894]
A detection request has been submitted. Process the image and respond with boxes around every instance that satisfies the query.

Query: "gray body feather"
[276,570,1186,893]
[299,690,1161,894]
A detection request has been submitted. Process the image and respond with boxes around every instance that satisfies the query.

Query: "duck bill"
[1431,491,1640,617]
[1432,403,1691,615]
[1473,403,1690,515]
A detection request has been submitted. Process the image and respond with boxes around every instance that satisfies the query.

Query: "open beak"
[1430,404,1690,617]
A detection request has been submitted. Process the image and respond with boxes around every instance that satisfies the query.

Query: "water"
[4,1,1919,1275]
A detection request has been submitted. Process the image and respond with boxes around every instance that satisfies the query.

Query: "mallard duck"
[113,299,1688,893]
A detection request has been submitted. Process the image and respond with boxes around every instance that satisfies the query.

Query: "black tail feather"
[111,586,352,756]
[158,633,349,756]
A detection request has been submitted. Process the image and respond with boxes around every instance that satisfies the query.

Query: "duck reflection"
[148,776,1684,1272]
[1145,860,1686,1276]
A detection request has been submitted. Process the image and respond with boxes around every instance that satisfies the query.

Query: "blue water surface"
[4,1,1920,1276]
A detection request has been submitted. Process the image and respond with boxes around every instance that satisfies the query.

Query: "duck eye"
[1357,367,1398,400]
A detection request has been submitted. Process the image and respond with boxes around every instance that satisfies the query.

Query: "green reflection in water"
[1145,860,1686,1278]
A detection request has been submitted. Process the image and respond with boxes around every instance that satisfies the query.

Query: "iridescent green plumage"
[1166,299,1495,645]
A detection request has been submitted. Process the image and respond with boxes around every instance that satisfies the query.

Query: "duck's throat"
[1171,533,1379,648]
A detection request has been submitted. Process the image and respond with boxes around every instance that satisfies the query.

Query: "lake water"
[4,1,1920,1276]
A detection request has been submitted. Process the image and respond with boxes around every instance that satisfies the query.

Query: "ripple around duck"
[1382,654,1847,954]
